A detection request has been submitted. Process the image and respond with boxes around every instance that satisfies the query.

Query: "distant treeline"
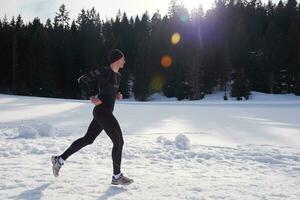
[0,0,300,100]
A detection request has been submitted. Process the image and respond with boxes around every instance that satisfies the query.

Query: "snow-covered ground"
[0,92,300,200]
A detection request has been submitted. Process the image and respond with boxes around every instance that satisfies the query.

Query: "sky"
[0,0,282,23]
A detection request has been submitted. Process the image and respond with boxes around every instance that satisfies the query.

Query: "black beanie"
[108,49,124,64]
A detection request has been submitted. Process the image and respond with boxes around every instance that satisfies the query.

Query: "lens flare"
[180,15,189,23]
[150,74,165,92]
[171,33,181,45]
[161,55,172,68]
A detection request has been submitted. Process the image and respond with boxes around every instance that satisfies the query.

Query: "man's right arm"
[78,74,94,99]
[78,68,103,99]
[78,68,104,106]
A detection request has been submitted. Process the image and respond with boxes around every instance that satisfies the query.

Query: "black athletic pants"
[60,105,124,175]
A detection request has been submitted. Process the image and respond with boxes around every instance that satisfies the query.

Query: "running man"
[51,49,133,185]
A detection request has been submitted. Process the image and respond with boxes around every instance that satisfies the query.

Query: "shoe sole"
[111,180,134,186]
[51,156,59,177]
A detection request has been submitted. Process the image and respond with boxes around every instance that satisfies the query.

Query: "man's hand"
[116,92,123,100]
[89,96,103,106]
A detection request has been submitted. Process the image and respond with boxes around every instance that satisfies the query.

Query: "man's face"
[118,57,126,69]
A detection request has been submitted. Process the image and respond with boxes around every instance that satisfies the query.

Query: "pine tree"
[187,5,206,100]
[45,18,53,30]
[168,3,192,100]
[133,12,151,101]
[1,1,300,100]
[0,15,12,92]
[27,18,54,96]
[2,16,13,92]
[148,10,166,95]
[77,8,103,70]
[52,6,73,97]
[102,19,116,55]
[11,17,18,91]
[266,0,275,17]
[288,17,300,95]
[168,0,179,18]
[76,9,88,26]
[117,12,133,98]
[231,67,251,100]
[10,15,25,93]
[230,16,252,98]
[69,20,82,98]
[187,52,205,100]
[54,4,70,29]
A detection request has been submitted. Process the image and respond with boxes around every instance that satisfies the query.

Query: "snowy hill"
[0,92,300,199]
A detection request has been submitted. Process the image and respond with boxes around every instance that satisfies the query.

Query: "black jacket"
[78,67,121,110]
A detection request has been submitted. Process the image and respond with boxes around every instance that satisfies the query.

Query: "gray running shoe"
[51,156,63,177]
[111,173,134,185]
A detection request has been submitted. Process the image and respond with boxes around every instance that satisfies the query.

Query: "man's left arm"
[116,73,123,100]
[116,91,123,100]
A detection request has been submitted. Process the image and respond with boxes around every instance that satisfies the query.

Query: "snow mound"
[157,134,191,150]
[156,136,173,145]
[17,125,40,138]
[18,123,54,138]
[0,121,55,139]
[175,134,191,150]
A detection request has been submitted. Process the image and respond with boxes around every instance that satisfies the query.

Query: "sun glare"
[171,33,181,45]
[161,55,173,68]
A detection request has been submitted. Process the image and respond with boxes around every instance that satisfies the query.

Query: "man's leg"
[106,114,124,175]
[94,111,124,175]
[60,118,103,160]
[92,109,133,185]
